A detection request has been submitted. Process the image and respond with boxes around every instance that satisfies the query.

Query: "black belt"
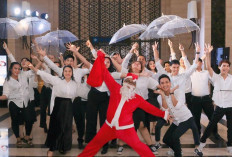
[192,95,210,99]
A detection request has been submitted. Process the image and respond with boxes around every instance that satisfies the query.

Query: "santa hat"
[125,73,138,82]
[87,50,106,87]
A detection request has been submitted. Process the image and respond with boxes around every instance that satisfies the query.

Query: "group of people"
[0,38,232,157]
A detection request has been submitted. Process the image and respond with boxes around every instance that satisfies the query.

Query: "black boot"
[101,144,108,154]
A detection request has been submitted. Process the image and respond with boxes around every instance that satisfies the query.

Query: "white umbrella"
[147,14,182,30]
[19,17,51,36]
[34,36,66,54]
[158,18,200,36]
[0,18,22,39]
[139,27,174,40]
[44,30,78,43]
[109,24,147,45]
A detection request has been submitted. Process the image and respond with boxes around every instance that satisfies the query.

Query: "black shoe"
[110,139,117,148]
[213,133,221,140]
[101,147,108,154]
[194,148,203,157]
[78,142,84,149]
[59,149,66,154]
[44,125,48,133]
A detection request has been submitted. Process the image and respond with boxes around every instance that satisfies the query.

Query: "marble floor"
[0,107,231,157]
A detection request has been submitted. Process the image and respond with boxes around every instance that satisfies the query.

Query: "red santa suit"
[78,51,168,157]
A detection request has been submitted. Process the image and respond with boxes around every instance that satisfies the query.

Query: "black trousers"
[200,106,232,146]
[163,117,200,157]
[73,97,87,144]
[155,118,167,142]
[190,95,218,135]
[40,86,52,128]
[185,92,192,109]
[9,101,34,138]
[85,88,109,143]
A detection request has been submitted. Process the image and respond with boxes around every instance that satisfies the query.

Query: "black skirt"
[45,97,73,152]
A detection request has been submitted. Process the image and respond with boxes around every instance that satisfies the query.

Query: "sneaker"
[149,145,158,155]
[166,149,174,156]
[194,148,203,157]
[167,149,183,156]
[117,146,124,155]
[227,147,232,154]
[198,142,206,151]
[155,143,162,150]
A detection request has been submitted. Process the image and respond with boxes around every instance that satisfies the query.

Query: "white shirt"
[37,70,78,114]
[41,63,52,88]
[157,89,192,126]
[121,52,159,99]
[3,71,33,108]
[191,70,211,96]
[135,76,159,100]
[155,61,197,95]
[75,73,90,100]
[8,54,37,100]
[211,72,232,108]
[171,53,192,93]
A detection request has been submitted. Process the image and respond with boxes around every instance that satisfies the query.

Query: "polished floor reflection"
[0,107,231,157]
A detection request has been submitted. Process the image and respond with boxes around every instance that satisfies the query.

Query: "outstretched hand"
[179,44,184,51]
[37,47,47,57]
[152,41,159,51]
[170,85,179,93]
[3,42,7,49]
[168,39,173,48]
[66,43,77,52]
[195,42,201,52]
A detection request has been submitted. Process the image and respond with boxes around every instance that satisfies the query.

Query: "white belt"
[106,120,134,130]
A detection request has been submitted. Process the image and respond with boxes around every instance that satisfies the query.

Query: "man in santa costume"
[78,50,171,157]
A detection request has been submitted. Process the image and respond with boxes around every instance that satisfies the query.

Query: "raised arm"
[152,42,167,75]
[168,39,176,58]
[204,44,214,77]
[121,43,139,70]
[67,43,91,69]
[86,40,97,58]
[3,42,16,62]
[179,44,191,69]
[37,48,62,77]
[28,63,59,86]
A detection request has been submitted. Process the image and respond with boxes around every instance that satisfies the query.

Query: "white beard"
[120,83,136,101]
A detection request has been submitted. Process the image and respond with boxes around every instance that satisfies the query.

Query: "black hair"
[64,54,74,61]
[219,59,231,67]
[61,65,74,80]
[170,59,180,66]
[138,55,146,61]
[6,62,21,81]
[21,57,30,62]
[198,58,203,62]
[158,74,171,84]
[112,52,122,58]
[147,60,157,72]
[128,61,144,73]
[105,57,115,73]
[164,61,171,66]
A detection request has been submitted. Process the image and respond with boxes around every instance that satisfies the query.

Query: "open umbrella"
[0,18,22,39]
[44,30,78,43]
[139,27,174,40]
[19,17,51,36]
[158,18,200,36]
[147,14,181,30]
[109,24,147,45]
[34,36,66,55]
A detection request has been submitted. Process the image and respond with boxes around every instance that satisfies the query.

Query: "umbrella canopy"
[0,18,22,39]
[44,30,78,43]
[34,36,66,54]
[109,24,147,45]
[158,18,200,36]
[19,17,51,36]
[147,15,181,30]
[139,27,174,40]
